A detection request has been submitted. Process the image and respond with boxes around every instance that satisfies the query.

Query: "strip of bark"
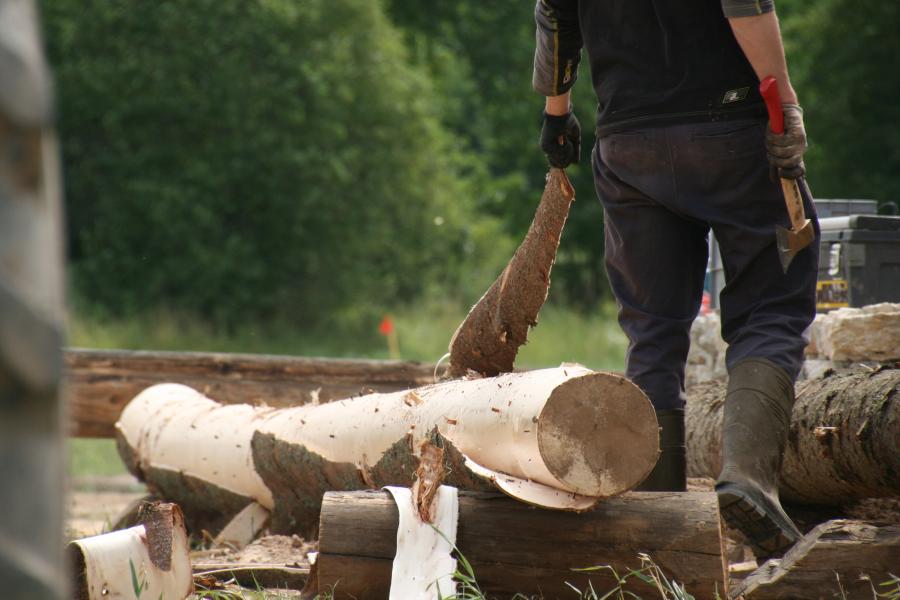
[448,169,574,377]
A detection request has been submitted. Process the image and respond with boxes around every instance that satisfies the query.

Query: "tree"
[42,0,505,328]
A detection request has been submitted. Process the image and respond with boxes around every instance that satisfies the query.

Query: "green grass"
[69,438,129,478]
[69,300,627,369]
[67,299,626,480]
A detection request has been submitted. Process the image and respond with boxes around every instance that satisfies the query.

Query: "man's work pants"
[592,118,818,410]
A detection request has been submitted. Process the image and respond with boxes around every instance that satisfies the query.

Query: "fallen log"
[687,366,900,504]
[732,520,900,600]
[66,348,435,437]
[448,169,574,377]
[316,490,727,600]
[68,502,193,600]
[115,366,658,534]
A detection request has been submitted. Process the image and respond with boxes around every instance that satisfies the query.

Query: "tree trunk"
[732,520,900,600]
[448,169,574,377]
[316,490,727,600]
[115,366,658,534]
[686,367,900,505]
[68,503,193,600]
[66,348,436,437]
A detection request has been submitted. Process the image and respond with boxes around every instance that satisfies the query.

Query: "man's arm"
[725,4,797,103]
[724,1,806,177]
[534,0,583,167]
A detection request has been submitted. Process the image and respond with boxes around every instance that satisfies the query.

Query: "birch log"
[116,366,658,534]
[68,503,193,600]
[448,169,574,377]
[687,366,900,504]
[316,490,727,600]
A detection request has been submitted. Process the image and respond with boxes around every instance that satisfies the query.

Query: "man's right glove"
[766,103,806,180]
[540,111,581,168]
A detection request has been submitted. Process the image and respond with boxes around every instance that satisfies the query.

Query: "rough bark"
[66,348,435,437]
[686,366,900,505]
[116,367,658,535]
[448,169,574,377]
[317,490,727,600]
[732,520,900,600]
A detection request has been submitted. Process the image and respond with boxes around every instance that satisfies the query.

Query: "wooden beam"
[65,348,436,437]
[317,490,728,599]
[733,520,900,599]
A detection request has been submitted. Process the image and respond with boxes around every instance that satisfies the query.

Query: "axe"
[760,76,815,273]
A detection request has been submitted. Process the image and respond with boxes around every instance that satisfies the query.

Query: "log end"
[538,372,658,496]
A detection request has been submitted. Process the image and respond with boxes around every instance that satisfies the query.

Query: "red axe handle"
[760,75,785,134]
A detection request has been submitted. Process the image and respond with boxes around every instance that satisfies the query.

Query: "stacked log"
[316,490,727,600]
[687,366,900,504]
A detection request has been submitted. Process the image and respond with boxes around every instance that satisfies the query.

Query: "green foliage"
[43,0,507,328]
[781,0,900,208]
[384,0,610,308]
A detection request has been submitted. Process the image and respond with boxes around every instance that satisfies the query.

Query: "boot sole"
[716,484,800,560]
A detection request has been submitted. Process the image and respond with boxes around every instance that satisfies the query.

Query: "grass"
[68,299,627,369]
[68,300,626,479]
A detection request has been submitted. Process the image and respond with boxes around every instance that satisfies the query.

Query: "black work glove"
[766,103,807,180]
[540,111,581,168]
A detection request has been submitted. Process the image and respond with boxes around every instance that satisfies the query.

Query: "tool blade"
[775,220,815,273]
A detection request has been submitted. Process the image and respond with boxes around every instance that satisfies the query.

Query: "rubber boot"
[635,408,686,491]
[716,358,802,560]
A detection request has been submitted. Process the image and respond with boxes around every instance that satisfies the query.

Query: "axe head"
[775,220,815,273]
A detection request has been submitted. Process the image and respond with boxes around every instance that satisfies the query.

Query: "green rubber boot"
[716,358,802,560]
[635,408,686,491]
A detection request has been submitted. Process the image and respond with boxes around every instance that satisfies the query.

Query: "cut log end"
[538,372,659,496]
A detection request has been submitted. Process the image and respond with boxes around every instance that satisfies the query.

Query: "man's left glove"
[540,111,581,168]
[766,103,806,180]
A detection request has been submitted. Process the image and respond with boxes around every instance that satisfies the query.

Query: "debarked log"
[68,503,193,600]
[316,490,728,600]
[115,366,658,535]
[687,367,900,505]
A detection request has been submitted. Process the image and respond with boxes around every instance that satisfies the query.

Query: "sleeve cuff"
[722,0,775,18]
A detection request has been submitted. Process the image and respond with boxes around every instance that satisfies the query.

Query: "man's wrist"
[545,93,571,116]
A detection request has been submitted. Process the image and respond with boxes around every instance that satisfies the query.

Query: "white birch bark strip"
[385,486,458,600]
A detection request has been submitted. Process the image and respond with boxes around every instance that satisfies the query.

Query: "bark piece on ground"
[68,502,193,600]
[448,168,574,377]
[686,366,900,505]
[732,520,900,599]
[316,490,727,600]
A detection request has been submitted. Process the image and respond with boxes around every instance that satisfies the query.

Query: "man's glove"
[540,111,581,168]
[766,103,806,180]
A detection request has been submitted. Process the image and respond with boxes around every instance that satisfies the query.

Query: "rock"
[686,312,728,385]
[809,303,900,362]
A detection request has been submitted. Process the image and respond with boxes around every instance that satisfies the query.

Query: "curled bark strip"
[448,168,575,377]
[686,367,900,505]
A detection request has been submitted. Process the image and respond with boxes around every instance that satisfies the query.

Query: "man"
[1,0,68,597]
[533,0,818,559]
